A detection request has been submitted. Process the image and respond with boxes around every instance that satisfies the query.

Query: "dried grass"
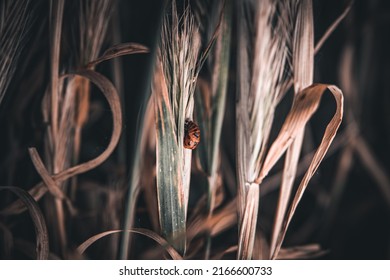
[153,2,202,255]
[78,229,182,260]
[236,0,294,259]
[0,0,31,105]
[0,186,49,259]
[0,0,355,260]
[236,0,345,260]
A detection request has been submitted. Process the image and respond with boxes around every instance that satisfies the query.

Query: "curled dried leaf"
[0,186,49,260]
[86,42,149,69]
[1,69,122,215]
[77,229,182,260]
[258,83,344,259]
[28,148,77,215]
[257,84,343,184]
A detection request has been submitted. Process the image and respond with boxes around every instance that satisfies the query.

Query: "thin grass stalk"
[119,96,153,259]
[111,3,126,167]
[192,0,232,259]
[119,0,167,260]
[270,0,314,259]
[154,1,201,255]
[44,0,110,256]
[71,0,113,197]
[200,0,232,214]
[0,187,49,259]
[45,1,113,257]
[259,6,351,254]
[49,0,64,148]
[236,0,292,260]
[104,5,125,259]
[206,0,232,258]
[0,0,31,105]
[43,1,115,253]
[47,0,66,256]
[3,70,123,222]
[270,86,344,259]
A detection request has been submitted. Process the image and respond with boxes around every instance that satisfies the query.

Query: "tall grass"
[236,0,294,259]
[0,0,361,260]
[153,1,201,255]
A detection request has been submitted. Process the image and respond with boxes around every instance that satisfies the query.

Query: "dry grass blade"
[275,1,353,103]
[78,0,114,64]
[195,1,224,73]
[354,137,390,205]
[28,148,66,200]
[269,130,303,257]
[195,0,232,210]
[120,0,166,259]
[270,0,314,259]
[68,0,115,183]
[193,0,232,259]
[77,229,182,260]
[154,2,201,255]
[314,1,353,53]
[0,0,31,105]
[1,69,122,215]
[120,96,155,259]
[70,0,115,189]
[237,184,259,259]
[0,186,49,260]
[86,43,149,69]
[269,1,351,258]
[28,148,76,214]
[236,0,293,259]
[14,239,61,260]
[47,70,122,178]
[257,84,343,183]
[49,0,65,144]
[292,0,314,93]
[277,244,326,259]
[266,84,344,259]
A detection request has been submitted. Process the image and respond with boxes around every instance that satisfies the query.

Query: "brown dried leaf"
[14,239,61,260]
[28,148,65,200]
[262,84,344,259]
[86,42,149,69]
[257,84,343,183]
[236,0,295,260]
[1,69,122,215]
[293,0,314,93]
[238,183,259,260]
[77,229,182,260]
[0,186,49,259]
[49,0,65,143]
[211,245,237,260]
[277,244,326,259]
[270,130,304,257]
[270,0,315,258]
[28,148,77,215]
[314,2,353,53]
